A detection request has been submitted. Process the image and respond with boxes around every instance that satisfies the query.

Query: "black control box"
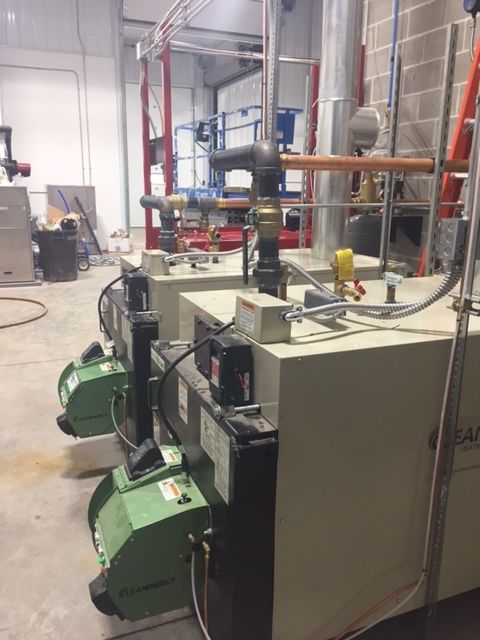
[194,315,223,380]
[124,272,149,312]
[209,335,253,407]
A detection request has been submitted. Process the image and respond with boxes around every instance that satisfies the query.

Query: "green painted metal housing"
[88,446,210,621]
[57,355,127,438]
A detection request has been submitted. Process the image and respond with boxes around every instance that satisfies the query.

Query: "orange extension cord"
[0,296,48,329]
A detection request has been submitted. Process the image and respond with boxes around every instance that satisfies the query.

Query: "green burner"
[88,443,210,621]
[57,343,127,438]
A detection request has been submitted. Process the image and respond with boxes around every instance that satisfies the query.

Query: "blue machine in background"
[173,105,302,198]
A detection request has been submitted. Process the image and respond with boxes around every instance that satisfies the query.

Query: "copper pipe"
[280,154,469,174]
[216,197,300,209]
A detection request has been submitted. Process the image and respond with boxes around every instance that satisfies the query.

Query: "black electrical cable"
[156,319,235,476]
[97,265,141,343]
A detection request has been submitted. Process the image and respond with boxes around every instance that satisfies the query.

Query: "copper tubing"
[216,197,300,209]
[280,153,469,174]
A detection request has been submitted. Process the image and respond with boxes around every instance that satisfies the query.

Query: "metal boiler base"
[177,278,480,640]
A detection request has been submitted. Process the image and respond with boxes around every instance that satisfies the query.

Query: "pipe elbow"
[209,139,280,173]
[250,140,281,173]
[139,195,174,215]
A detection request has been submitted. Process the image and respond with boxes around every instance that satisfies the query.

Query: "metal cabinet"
[0,187,35,284]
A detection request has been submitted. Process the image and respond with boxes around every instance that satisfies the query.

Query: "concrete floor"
[0,265,202,640]
[0,262,479,640]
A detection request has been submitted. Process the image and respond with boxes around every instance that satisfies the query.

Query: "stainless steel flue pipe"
[312,0,364,260]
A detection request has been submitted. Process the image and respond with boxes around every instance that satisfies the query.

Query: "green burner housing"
[57,346,127,438]
[88,444,210,621]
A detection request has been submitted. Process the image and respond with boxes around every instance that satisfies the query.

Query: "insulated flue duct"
[312,0,363,260]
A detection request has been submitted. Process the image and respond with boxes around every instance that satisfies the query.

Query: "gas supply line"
[209,140,470,298]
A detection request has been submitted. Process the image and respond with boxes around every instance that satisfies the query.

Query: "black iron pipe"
[140,195,173,214]
[140,195,176,251]
[253,237,283,297]
[210,140,283,296]
[210,140,281,174]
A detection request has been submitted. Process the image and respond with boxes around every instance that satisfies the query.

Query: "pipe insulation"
[312,0,364,260]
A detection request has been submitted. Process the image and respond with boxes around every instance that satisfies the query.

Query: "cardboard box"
[107,237,132,254]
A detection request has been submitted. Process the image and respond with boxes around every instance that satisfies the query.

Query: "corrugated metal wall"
[0,0,114,55]
[0,0,126,243]
[0,0,321,222]
[215,0,320,189]
[123,45,197,88]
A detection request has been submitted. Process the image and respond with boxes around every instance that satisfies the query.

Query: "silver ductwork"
[312,0,364,260]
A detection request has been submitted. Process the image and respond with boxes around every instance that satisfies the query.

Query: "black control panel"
[209,334,253,407]
[124,272,149,312]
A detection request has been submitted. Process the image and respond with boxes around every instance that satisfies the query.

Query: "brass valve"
[256,198,283,239]
[334,283,362,302]
[207,225,221,263]
[331,248,364,302]
[169,193,188,211]
[176,238,189,253]
[352,172,380,206]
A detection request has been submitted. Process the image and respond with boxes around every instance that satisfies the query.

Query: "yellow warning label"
[335,248,354,281]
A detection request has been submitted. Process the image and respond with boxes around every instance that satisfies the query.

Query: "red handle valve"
[16,162,31,177]
[353,278,366,296]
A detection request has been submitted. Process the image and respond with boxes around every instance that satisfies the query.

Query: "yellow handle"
[335,248,354,281]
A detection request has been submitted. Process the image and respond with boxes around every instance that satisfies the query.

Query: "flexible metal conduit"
[279,257,332,294]
[283,268,462,322]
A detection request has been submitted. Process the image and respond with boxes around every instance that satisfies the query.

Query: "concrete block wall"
[363,0,474,197]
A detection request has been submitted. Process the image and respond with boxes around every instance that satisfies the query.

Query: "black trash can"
[37,230,78,282]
